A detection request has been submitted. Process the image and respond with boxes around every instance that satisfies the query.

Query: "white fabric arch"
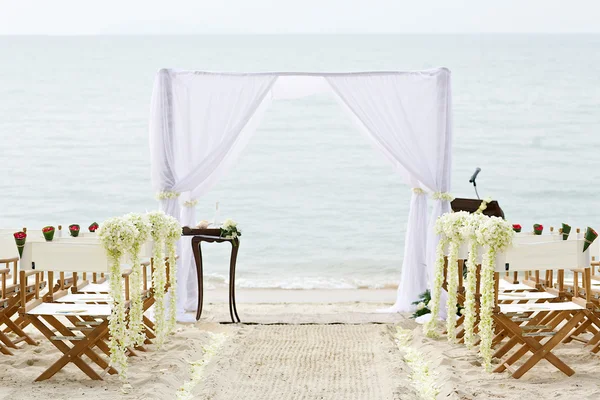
[149,68,453,319]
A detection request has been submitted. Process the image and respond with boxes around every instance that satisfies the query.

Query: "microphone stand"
[473,181,480,200]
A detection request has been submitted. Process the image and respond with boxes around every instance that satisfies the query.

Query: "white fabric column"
[178,193,198,315]
[149,70,278,319]
[380,188,429,312]
[326,69,453,311]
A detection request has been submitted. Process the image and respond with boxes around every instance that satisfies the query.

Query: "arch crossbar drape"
[149,68,453,319]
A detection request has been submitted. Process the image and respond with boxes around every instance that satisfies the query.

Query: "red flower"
[69,225,80,231]
[512,224,521,230]
[13,232,26,239]
[42,226,55,233]
[534,225,543,231]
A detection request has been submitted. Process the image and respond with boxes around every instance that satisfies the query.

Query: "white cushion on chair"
[78,282,110,293]
[28,302,111,316]
[54,293,113,303]
[500,302,585,313]
[498,291,557,301]
[498,280,537,291]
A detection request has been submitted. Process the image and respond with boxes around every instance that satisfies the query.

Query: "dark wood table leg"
[229,239,241,323]
[191,237,204,321]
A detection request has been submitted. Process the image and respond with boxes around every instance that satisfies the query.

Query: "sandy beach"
[0,290,599,399]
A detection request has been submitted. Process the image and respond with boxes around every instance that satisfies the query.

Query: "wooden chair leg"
[27,315,108,381]
[0,341,13,355]
[494,311,584,378]
[47,315,116,375]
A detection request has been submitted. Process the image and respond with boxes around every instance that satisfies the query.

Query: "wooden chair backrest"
[496,239,589,273]
[20,241,112,273]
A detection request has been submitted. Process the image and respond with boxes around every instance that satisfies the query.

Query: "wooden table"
[182,227,241,323]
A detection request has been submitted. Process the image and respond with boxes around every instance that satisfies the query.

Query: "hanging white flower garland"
[425,210,514,364]
[474,216,514,372]
[443,212,470,342]
[148,211,170,347]
[97,216,138,381]
[165,215,182,333]
[424,221,448,338]
[123,213,151,347]
[461,213,486,349]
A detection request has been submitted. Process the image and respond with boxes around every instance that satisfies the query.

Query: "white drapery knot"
[155,191,180,200]
[431,192,454,201]
[183,199,198,207]
[411,188,426,195]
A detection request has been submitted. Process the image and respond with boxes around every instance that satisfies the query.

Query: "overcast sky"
[2,0,599,35]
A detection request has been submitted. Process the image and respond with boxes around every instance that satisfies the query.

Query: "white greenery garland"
[445,241,460,342]
[148,210,169,347]
[165,215,182,333]
[98,216,138,381]
[474,216,514,372]
[462,213,485,349]
[442,212,470,342]
[424,237,447,338]
[124,213,151,347]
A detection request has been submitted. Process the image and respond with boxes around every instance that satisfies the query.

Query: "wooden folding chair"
[19,240,123,381]
[491,239,600,378]
[0,236,39,353]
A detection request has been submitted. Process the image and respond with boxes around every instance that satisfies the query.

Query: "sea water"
[1,34,599,290]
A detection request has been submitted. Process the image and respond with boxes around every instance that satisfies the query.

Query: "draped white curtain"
[149,69,453,319]
[149,69,277,317]
[326,71,453,311]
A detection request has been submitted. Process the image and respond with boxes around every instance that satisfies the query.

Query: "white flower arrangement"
[148,210,170,347]
[155,191,180,200]
[164,215,182,333]
[183,199,198,207]
[475,197,492,214]
[474,216,514,372]
[424,211,470,341]
[123,213,151,347]
[395,327,440,400]
[431,191,454,202]
[220,218,241,243]
[98,216,139,380]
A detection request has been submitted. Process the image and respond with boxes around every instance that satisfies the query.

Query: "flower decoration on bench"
[426,212,514,372]
[69,224,80,237]
[512,224,521,233]
[561,223,571,240]
[88,222,99,232]
[42,226,55,241]
[533,223,543,235]
[584,227,598,252]
[98,216,137,380]
[13,231,26,257]
[424,211,470,341]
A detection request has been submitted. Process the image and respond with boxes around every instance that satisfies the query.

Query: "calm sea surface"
[1,35,600,289]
